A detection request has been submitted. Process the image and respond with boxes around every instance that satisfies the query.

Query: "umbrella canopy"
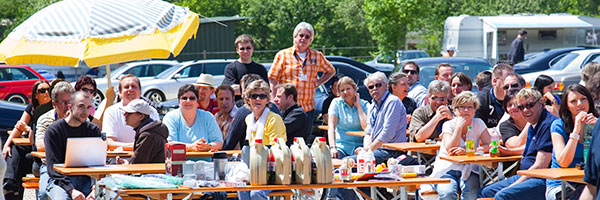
[0,0,199,67]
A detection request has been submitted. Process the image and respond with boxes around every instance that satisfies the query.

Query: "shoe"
[3,179,19,196]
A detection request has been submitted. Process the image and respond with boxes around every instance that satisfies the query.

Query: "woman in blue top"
[547,84,598,200]
[327,76,368,158]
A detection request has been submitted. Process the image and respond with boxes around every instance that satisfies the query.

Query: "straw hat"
[194,73,214,87]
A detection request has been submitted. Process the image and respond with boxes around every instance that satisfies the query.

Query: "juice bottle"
[466,126,475,157]
[489,129,500,157]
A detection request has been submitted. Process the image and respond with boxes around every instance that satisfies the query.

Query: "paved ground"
[24,188,35,200]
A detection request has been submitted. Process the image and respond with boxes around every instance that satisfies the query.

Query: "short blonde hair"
[337,76,357,93]
[516,87,542,104]
[452,91,480,109]
[243,80,270,106]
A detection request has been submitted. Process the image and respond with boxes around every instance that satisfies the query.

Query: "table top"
[383,142,440,152]
[54,163,165,178]
[12,138,31,146]
[517,168,585,184]
[318,125,328,131]
[111,177,450,196]
[32,150,241,159]
[346,131,365,137]
[440,155,522,166]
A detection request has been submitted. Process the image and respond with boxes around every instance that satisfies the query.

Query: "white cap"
[447,46,458,52]
[120,99,153,115]
[194,74,214,87]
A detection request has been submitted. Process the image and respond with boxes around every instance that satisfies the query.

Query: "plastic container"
[249,139,268,185]
[310,137,333,184]
[290,137,311,185]
[357,149,375,174]
[213,152,227,181]
[270,138,292,185]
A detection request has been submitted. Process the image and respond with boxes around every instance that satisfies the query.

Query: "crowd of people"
[1,21,600,200]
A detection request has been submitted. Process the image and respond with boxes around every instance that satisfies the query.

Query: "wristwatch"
[570,133,580,141]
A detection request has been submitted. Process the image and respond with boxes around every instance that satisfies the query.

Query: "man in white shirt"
[101,74,159,149]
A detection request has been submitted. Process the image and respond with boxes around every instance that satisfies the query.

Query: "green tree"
[0,0,59,40]
[177,0,241,17]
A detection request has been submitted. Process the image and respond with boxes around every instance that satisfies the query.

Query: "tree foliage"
[0,0,59,40]
[176,0,240,18]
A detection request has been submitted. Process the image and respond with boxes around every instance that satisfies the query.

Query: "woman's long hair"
[559,84,599,134]
[31,79,50,108]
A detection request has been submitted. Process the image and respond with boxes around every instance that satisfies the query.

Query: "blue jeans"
[46,175,93,200]
[434,170,479,200]
[238,190,271,200]
[478,175,546,200]
[38,164,50,200]
[327,151,355,199]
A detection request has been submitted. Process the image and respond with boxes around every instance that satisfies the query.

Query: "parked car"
[138,59,234,105]
[366,50,429,72]
[521,49,600,93]
[0,100,27,142]
[0,65,48,104]
[514,47,593,74]
[325,56,388,75]
[93,60,179,106]
[394,57,493,93]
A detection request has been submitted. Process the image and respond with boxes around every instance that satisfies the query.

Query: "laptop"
[64,137,107,167]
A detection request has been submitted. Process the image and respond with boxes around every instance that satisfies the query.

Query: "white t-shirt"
[430,118,486,180]
[101,101,159,143]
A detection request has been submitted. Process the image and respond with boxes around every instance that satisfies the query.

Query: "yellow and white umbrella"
[0,0,199,67]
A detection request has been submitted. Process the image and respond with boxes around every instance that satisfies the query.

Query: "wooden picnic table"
[346,131,365,137]
[517,168,584,200]
[441,154,522,186]
[12,138,32,146]
[317,125,328,131]
[32,150,241,159]
[383,142,440,155]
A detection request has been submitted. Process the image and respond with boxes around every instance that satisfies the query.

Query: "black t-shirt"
[584,122,600,193]
[403,97,417,115]
[45,119,101,193]
[498,120,521,145]
[475,86,504,128]
[223,61,268,85]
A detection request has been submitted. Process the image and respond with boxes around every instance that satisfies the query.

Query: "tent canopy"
[481,15,593,29]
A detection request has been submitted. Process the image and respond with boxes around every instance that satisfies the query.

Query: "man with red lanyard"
[269,22,335,138]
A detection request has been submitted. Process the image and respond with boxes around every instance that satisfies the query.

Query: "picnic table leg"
[400,186,407,200]
[371,186,377,200]
[561,181,566,200]
[479,165,484,188]
[498,161,505,180]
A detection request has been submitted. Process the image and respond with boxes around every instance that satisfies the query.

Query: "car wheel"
[5,94,28,104]
[145,90,165,105]
[92,90,104,108]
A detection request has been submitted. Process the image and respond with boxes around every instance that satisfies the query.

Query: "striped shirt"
[268,46,335,112]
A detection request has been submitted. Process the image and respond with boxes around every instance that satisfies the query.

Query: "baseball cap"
[120,99,153,115]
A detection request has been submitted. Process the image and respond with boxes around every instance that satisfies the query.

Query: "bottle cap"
[318,137,326,142]
[255,138,262,143]
[467,126,472,130]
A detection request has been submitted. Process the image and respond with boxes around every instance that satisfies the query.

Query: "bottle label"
[490,141,498,154]
[358,158,365,174]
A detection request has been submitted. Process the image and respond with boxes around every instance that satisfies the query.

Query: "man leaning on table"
[350,72,418,165]
[409,80,452,142]
[163,84,223,152]
[45,91,99,200]
[121,99,168,164]
[478,88,557,200]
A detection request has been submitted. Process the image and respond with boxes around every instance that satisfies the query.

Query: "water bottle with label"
[583,123,593,165]
[489,129,500,157]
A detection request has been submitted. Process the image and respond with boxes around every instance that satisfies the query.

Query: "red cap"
[318,137,326,142]
[255,139,262,143]
[293,137,297,142]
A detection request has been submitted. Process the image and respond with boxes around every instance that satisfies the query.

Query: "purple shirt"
[365,91,407,146]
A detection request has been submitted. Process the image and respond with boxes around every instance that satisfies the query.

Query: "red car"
[0,65,48,104]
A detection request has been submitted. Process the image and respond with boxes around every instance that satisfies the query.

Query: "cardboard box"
[165,143,186,177]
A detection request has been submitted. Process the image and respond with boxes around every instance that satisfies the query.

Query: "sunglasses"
[80,88,95,94]
[180,96,197,101]
[367,83,383,90]
[403,70,418,75]
[298,34,311,39]
[503,83,519,90]
[238,46,252,51]
[430,96,447,102]
[250,93,268,100]
[517,101,538,111]
[37,88,50,94]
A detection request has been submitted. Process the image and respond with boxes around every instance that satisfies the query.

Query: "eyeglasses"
[38,88,50,94]
[180,96,197,101]
[56,100,69,106]
[457,105,474,110]
[517,101,538,111]
[502,83,520,90]
[250,93,268,100]
[238,46,252,51]
[403,70,418,75]
[80,88,95,94]
[367,83,383,90]
[298,34,311,39]
[430,95,447,102]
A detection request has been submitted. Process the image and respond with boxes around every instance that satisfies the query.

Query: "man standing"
[102,75,160,150]
[434,63,454,83]
[224,34,268,100]
[269,22,336,136]
[475,64,513,128]
[403,62,428,107]
[195,74,220,115]
[214,84,238,140]
[273,83,308,146]
[163,84,223,152]
[509,29,527,64]
[122,99,168,164]
[409,80,452,142]
[45,91,99,200]
[352,72,417,165]
[478,88,555,200]
[388,72,417,115]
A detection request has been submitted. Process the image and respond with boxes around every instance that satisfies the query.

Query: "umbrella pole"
[99,65,115,123]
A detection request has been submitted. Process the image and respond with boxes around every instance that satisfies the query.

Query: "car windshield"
[155,65,180,79]
[418,62,492,92]
[549,53,579,70]
[519,51,550,65]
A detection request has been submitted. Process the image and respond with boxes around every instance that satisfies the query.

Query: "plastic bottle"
[584,123,593,164]
[465,126,475,157]
[249,139,268,185]
[270,138,292,185]
[489,129,500,157]
[310,137,333,184]
[357,149,365,174]
[290,137,311,185]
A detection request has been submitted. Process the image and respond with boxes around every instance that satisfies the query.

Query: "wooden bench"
[120,190,295,200]
[477,198,494,200]
[22,177,40,190]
